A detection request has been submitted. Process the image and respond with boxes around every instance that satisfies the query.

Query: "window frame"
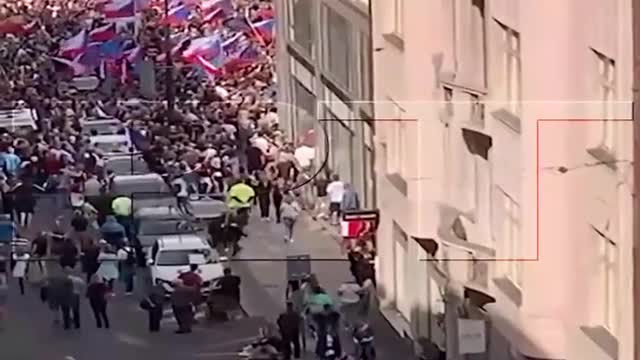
[495,187,522,287]
[594,227,618,334]
[287,0,315,57]
[593,50,616,151]
[322,5,353,91]
[495,21,521,116]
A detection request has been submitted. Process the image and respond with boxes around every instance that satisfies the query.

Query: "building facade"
[371,0,634,359]
[274,0,376,207]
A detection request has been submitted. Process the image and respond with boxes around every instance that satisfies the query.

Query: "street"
[1,194,412,360]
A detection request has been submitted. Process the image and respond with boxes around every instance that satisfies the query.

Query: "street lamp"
[164,0,175,114]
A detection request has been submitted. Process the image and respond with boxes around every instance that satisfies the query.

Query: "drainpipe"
[633,0,640,358]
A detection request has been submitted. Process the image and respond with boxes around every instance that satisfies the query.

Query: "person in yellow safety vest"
[226,179,255,211]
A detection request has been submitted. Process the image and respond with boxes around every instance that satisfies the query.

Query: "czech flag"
[102,0,136,19]
[193,55,222,82]
[50,56,87,76]
[59,29,87,59]
[251,18,275,44]
[164,4,192,25]
[99,37,125,59]
[124,46,143,64]
[182,35,222,60]
[77,42,103,68]
[89,23,117,42]
[223,16,252,33]
[224,44,259,72]
[202,0,233,21]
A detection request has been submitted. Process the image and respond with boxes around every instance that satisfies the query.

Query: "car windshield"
[138,220,194,236]
[112,180,171,197]
[156,248,213,266]
[95,141,129,153]
[84,123,120,135]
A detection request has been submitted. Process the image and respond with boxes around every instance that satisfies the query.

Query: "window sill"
[580,326,618,359]
[586,145,618,170]
[493,277,522,307]
[382,33,405,51]
[439,76,488,96]
[386,172,408,196]
[491,108,521,133]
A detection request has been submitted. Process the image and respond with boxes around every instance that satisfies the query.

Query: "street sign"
[458,319,486,354]
[286,254,311,281]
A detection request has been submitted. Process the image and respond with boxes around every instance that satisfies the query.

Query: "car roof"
[113,173,164,182]
[156,234,209,250]
[136,206,184,219]
[90,134,129,143]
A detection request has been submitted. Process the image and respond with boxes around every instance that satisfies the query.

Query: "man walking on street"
[171,279,195,334]
[277,302,302,360]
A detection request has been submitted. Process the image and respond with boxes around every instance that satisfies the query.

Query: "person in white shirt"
[326,174,345,225]
[294,144,315,171]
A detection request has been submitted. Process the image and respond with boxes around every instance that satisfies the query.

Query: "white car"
[148,234,227,295]
[90,134,132,154]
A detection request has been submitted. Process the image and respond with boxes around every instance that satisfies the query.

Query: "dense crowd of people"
[0,0,379,358]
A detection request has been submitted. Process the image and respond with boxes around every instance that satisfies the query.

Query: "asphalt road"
[1,193,414,360]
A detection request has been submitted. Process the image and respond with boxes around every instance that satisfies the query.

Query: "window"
[455,0,486,87]
[393,222,410,318]
[595,228,617,333]
[593,50,616,151]
[470,94,485,127]
[287,0,314,56]
[495,21,521,115]
[327,108,354,184]
[359,32,373,103]
[495,188,522,287]
[324,6,352,90]
[293,79,316,134]
[388,100,406,175]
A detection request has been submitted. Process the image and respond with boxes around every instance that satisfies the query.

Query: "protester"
[326,175,345,225]
[11,250,29,295]
[277,302,302,360]
[280,194,300,243]
[86,274,110,329]
[142,283,165,333]
[171,279,195,334]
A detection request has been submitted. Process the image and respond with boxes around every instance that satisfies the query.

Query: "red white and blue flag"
[89,23,117,42]
[250,18,275,44]
[182,35,222,61]
[50,56,87,76]
[59,29,87,59]
[202,0,233,22]
[102,0,136,19]
[164,4,192,25]
[194,55,222,82]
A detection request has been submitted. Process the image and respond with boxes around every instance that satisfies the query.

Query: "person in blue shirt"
[100,216,126,248]
[0,151,21,177]
[0,214,16,245]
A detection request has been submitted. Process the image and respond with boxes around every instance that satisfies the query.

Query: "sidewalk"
[232,213,414,359]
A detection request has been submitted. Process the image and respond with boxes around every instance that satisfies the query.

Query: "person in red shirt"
[178,264,204,307]
[178,264,203,289]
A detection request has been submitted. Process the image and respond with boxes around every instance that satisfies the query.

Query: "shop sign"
[458,319,486,354]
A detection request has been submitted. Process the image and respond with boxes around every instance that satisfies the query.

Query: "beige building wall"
[371,1,635,359]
